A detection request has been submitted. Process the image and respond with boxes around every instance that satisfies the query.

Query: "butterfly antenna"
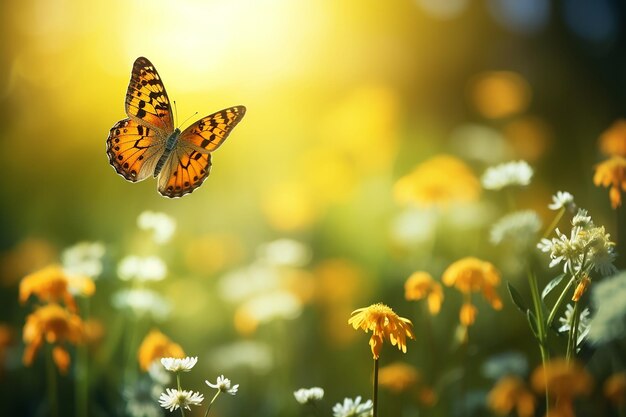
[179,111,199,129]
[173,101,178,126]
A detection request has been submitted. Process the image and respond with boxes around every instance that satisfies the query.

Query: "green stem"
[177,373,186,417]
[527,269,550,413]
[373,358,379,417]
[566,301,581,361]
[76,297,90,417]
[46,345,59,417]
[542,208,565,239]
[546,276,577,328]
[203,390,221,417]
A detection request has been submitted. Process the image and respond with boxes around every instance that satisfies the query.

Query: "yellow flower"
[22,303,83,374]
[531,359,593,417]
[393,155,480,208]
[348,303,415,359]
[604,372,626,407]
[19,265,77,312]
[378,361,420,393]
[137,329,185,371]
[469,71,531,119]
[404,271,444,314]
[487,376,536,417]
[599,120,626,157]
[593,156,626,209]
[442,257,502,326]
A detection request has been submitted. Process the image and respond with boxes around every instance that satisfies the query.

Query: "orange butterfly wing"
[106,118,166,182]
[125,57,174,133]
[157,106,246,198]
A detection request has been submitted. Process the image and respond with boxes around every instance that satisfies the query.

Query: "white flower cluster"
[294,387,324,404]
[118,255,167,282]
[558,304,591,348]
[138,211,176,244]
[589,272,626,344]
[332,396,373,417]
[489,210,542,247]
[537,209,617,277]
[481,160,533,190]
[62,241,105,278]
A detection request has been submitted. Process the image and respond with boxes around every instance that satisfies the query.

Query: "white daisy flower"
[62,241,105,278]
[138,211,176,244]
[481,160,533,190]
[118,255,167,282]
[206,375,239,395]
[332,396,373,417]
[489,210,542,246]
[158,388,203,411]
[294,387,324,404]
[548,191,575,211]
[558,304,591,348]
[161,357,198,373]
[148,360,172,385]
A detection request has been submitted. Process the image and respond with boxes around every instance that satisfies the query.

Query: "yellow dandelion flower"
[19,265,77,312]
[604,372,626,407]
[487,376,536,417]
[442,257,502,326]
[531,359,593,417]
[404,271,444,315]
[593,156,626,209]
[378,361,420,393]
[599,120,626,157]
[348,303,415,359]
[22,303,83,374]
[393,154,481,208]
[137,329,185,371]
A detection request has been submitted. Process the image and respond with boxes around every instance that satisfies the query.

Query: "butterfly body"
[106,57,246,198]
[154,128,181,177]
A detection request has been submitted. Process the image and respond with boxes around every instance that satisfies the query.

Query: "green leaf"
[541,274,565,301]
[507,282,529,314]
[526,309,540,340]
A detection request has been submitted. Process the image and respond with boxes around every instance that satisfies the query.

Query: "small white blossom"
[161,357,198,373]
[209,341,273,374]
[548,191,575,211]
[558,304,591,348]
[123,379,163,417]
[158,388,203,411]
[489,210,542,247]
[589,272,626,344]
[138,211,176,244]
[294,387,324,404]
[62,242,105,278]
[257,239,312,267]
[481,160,533,190]
[118,255,167,282]
[206,375,239,395]
[332,396,373,417]
[148,360,171,385]
[111,288,171,320]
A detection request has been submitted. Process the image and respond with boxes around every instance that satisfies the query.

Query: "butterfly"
[106,57,246,198]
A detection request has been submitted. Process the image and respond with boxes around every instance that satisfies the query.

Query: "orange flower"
[442,257,502,326]
[593,156,626,209]
[404,272,444,315]
[22,304,83,374]
[393,155,480,208]
[349,303,415,359]
[19,265,77,312]
[604,372,626,406]
[137,329,185,371]
[599,120,626,157]
[531,359,593,417]
[488,376,536,417]
[572,275,590,302]
[378,362,420,393]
